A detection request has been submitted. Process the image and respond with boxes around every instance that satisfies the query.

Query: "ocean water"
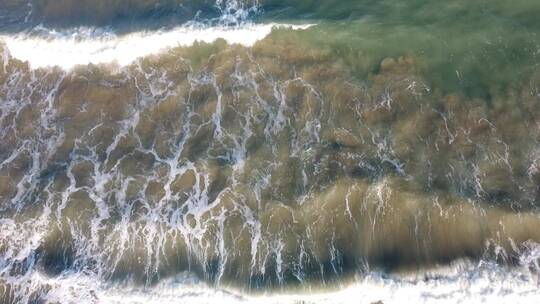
[1,1,540,303]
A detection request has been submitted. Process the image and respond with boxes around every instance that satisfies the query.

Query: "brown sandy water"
[1,1,540,303]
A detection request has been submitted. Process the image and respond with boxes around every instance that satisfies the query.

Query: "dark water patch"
[0,0,260,32]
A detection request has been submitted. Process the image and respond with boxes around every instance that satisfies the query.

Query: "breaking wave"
[4,258,540,304]
[0,23,312,69]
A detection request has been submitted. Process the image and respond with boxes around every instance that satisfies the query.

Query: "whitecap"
[0,23,313,70]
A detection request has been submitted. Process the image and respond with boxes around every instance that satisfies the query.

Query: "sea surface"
[1,1,540,303]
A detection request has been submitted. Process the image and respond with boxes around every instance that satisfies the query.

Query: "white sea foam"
[114,266,539,304]
[0,24,313,70]
[7,260,540,304]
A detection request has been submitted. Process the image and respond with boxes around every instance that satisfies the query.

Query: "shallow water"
[1,1,540,303]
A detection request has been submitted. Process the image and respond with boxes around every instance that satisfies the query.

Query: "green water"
[259,0,540,98]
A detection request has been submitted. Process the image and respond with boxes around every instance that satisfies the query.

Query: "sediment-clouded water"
[1,1,540,303]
